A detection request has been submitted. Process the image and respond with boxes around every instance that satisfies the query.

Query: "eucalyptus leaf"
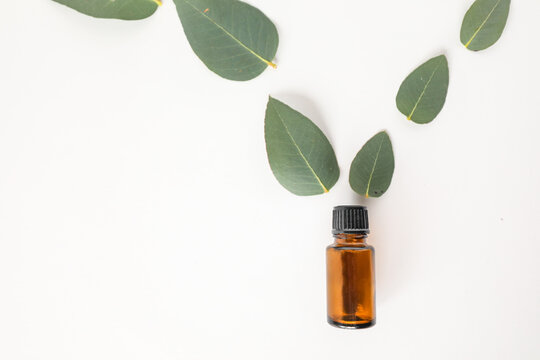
[173,0,278,81]
[460,0,511,51]
[349,131,394,198]
[396,55,449,124]
[52,0,160,20]
[264,97,339,196]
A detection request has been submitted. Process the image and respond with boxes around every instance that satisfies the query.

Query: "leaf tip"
[267,95,277,104]
[436,54,448,66]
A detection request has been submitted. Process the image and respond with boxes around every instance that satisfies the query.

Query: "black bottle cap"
[332,205,369,234]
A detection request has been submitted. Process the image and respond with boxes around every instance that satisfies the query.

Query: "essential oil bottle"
[326,206,375,329]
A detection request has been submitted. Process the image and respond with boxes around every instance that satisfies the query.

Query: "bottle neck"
[333,232,368,246]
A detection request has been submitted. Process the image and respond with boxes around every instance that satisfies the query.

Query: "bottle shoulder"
[326,243,374,251]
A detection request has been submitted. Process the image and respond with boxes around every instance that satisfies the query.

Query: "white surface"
[1,0,539,359]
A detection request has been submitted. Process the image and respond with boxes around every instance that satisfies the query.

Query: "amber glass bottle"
[326,206,375,329]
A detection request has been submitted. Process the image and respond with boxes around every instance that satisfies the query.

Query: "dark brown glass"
[326,232,375,329]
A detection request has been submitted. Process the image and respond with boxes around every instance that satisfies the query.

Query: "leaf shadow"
[406,49,449,72]
[270,92,335,145]
[421,48,449,62]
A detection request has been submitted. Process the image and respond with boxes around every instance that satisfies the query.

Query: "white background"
[1,0,539,359]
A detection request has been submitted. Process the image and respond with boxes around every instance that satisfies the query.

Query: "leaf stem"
[465,0,502,48]
[365,138,384,197]
[182,0,277,69]
[407,59,442,121]
[270,100,329,193]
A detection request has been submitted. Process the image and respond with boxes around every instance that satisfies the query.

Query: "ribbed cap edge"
[332,205,369,234]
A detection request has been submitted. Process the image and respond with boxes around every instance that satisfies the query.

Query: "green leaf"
[264,97,339,196]
[51,0,160,20]
[349,131,394,198]
[173,0,278,81]
[396,55,449,124]
[460,0,511,51]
